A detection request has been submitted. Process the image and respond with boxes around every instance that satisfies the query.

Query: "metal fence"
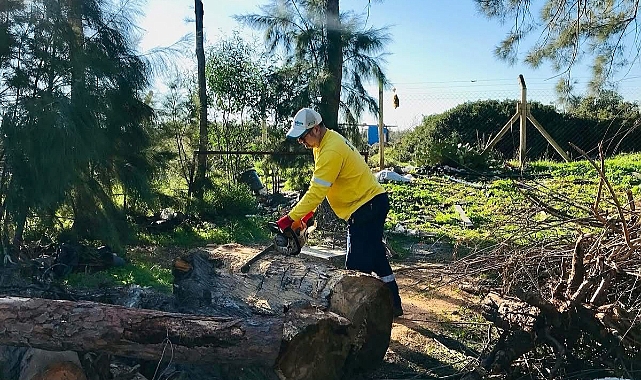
[377,75,641,163]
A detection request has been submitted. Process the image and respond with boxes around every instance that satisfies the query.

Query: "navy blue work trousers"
[346,192,394,282]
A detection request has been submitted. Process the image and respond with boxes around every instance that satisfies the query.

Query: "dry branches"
[452,157,641,378]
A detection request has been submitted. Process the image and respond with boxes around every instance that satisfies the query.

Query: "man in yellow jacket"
[276,108,403,317]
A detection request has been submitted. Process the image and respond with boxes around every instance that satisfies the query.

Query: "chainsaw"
[240,213,314,273]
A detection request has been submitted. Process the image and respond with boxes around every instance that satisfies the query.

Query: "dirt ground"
[358,245,488,380]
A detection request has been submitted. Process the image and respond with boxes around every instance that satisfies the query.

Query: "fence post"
[378,73,385,170]
[519,74,527,168]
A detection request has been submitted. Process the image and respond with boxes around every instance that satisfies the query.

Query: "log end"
[28,361,87,380]
[329,275,393,374]
[277,309,351,380]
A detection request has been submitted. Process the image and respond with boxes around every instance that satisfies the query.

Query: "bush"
[192,182,258,221]
[283,164,313,192]
[420,133,495,169]
[395,97,641,168]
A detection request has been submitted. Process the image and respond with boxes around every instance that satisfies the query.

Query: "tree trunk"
[320,0,342,132]
[194,0,208,200]
[176,244,394,379]
[0,296,283,367]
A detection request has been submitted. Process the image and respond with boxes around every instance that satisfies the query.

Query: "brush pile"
[455,154,641,379]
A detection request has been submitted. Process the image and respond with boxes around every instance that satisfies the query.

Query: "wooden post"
[484,75,570,164]
[482,112,519,154]
[518,74,527,168]
[378,72,385,170]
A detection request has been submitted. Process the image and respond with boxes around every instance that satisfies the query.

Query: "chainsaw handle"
[268,221,281,234]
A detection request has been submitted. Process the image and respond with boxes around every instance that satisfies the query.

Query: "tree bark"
[193,0,208,199]
[0,296,283,367]
[320,0,342,132]
[178,244,394,379]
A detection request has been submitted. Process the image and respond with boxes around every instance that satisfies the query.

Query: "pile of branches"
[455,150,641,379]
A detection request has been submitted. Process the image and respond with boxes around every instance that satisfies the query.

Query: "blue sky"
[138,1,641,128]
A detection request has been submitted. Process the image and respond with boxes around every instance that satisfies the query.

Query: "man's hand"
[277,215,293,231]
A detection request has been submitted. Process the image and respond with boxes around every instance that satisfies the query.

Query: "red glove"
[277,215,293,231]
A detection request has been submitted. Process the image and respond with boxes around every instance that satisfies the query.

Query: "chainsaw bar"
[240,243,275,273]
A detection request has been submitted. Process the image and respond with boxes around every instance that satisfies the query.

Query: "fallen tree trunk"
[0,243,393,380]
[173,244,394,379]
[0,296,283,367]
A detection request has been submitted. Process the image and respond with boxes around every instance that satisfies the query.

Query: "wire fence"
[376,76,641,162]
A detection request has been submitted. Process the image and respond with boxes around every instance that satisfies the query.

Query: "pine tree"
[0,0,155,250]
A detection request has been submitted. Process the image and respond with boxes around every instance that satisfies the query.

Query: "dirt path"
[360,257,487,379]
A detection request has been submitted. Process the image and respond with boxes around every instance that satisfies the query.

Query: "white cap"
[287,108,322,138]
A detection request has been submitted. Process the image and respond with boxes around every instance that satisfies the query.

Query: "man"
[277,107,403,317]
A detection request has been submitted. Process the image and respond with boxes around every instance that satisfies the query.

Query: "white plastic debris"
[376,170,412,183]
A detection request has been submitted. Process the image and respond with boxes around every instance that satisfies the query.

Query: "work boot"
[385,280,403,318]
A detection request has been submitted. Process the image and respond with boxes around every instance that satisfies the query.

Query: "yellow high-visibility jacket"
[288,129,384,221]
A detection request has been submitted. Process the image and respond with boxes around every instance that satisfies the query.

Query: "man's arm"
[288,150,342,221]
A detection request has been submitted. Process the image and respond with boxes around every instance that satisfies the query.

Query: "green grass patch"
[135,216,270,247]
[65,260,173,293]
[383,153,641,249]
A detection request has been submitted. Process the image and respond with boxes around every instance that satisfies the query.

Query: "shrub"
[192,182,258,221]
[283,165,313,192]
[396,97,641,168]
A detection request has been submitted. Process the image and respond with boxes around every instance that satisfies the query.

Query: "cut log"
[0,296,283,367]
[20,349,86,380]
[0,347,89,380]
[174,244,394,379]
[276,307,351,380]
[328,275,393,374]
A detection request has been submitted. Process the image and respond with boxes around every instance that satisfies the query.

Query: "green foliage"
[136,216,269,247]
[206,34,266,118]
[191,183,258,221]
[237,0,391,128]
[283,165,314,193]
[568,90,640,121]
[419,134,495,169]
[66,261,173,293]
[383,152,641,249]
[395,97,640,168]
[476,0,641,93]
[530,153,641,188]
[0,0,155,249]
[205,35,267,182]
[155,73,199,191]
[396,100,522,166]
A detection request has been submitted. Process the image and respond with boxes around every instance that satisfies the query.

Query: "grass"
[135,217,270,247]
[383,153,641,250]
[65,216,271,290]
[65,259,173,293]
